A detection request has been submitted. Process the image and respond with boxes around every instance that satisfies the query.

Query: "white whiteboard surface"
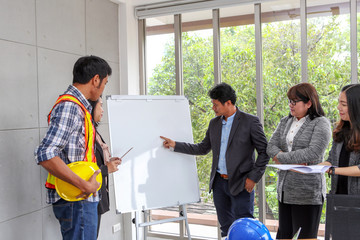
[107,95,200,213]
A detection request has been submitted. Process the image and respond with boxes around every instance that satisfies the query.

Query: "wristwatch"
[329,166,336,176]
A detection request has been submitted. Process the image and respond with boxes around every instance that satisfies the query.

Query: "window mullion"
[175,14,184,95]
[351,0,358,83]
[255,2,266,224]
[300,0,308,83]
[213,9,221,84]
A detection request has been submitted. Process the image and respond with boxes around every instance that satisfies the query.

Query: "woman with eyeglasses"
[321,84,360,193]
[267,82,332,239]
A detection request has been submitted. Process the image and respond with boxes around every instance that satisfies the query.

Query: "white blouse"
[286,116,306,152]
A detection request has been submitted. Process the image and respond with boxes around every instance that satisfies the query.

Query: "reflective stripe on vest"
[45,94,96,189]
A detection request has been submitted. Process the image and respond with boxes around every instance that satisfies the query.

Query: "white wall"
[0,0,134,239]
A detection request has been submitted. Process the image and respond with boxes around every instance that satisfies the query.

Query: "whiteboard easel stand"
[133,204,191,240]
[179,205,187,239]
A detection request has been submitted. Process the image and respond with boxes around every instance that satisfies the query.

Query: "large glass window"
[141,0,359,238]
[146,16,175,95]
[146,11,218,239]
[307,0,350,126]
[220,5,257,115]
[307,0,351,224]
[182,10,214,200]
[145,15,179,238]
[220,5,262,219]
[182,10,217,239]
[262,0,302,220]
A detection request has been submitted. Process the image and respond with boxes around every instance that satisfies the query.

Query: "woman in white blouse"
[267,83,331,239]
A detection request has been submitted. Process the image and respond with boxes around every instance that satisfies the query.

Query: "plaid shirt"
[35,85,99,204]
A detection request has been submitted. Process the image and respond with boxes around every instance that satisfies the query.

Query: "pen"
[120,147,134,159]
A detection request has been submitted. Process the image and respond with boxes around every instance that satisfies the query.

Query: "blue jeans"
[213,173,254,237]
[53,199,99,240]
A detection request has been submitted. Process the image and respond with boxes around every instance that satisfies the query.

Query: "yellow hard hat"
[55,161,102,201]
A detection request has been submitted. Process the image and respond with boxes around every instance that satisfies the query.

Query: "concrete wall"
[0,0,128,239]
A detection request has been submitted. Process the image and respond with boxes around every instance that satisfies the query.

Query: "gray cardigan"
[267,115,331,205]
[327,141,360,195]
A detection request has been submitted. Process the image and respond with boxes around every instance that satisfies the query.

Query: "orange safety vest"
[45,94,96,189]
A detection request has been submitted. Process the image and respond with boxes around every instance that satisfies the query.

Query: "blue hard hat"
[226,218,273,240]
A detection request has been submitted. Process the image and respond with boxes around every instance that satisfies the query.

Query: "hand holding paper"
[267,164,331,174]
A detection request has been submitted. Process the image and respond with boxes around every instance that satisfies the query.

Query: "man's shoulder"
[50,100,85,123]
[235,109,259,121]
[52,100,83,114]
[209,115,226,127]
[209,115,222,122]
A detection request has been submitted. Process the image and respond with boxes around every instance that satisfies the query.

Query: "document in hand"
[267,164,331,174]
[292,227,301,240]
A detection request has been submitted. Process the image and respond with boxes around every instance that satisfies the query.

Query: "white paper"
[267,164,331,174]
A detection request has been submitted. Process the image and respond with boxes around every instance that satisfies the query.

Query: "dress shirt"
[286,116,306,152]
[35,85,99,204]
[217,112,236,175]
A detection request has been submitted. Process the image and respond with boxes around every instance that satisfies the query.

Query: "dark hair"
[73,55,112,84]
[208,83,236,105]
[333,84,360,151]
[287,82,325,120]
[88,98,100,128]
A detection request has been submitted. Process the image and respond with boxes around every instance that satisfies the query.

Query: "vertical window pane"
[307,0,351,225]
[145,16,177,237]
[262,0,301,220]
[220,5,256,116]
[146,16,175,95]
[220,5,260,219]
[182,10,217,239]
[307,0,350,126]
[182,10,214,136]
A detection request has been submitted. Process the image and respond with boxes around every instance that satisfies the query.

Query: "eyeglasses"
[288,99,303,106]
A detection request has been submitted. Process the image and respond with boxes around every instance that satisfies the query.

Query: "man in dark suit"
[160,83,269,237]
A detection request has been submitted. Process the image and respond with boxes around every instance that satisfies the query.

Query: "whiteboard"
[107,95,200,213]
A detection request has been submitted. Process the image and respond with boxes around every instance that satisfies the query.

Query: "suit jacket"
[327,141,360,195]
[267,115,331,205]
[175,108,269,196]
[95,133,110,215]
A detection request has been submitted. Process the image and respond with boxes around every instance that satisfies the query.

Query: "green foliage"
[148,14,352,220]
[221,25,257,115]
[262,20,302,219]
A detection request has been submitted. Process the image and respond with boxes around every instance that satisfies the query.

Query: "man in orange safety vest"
[35,55,111,240]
